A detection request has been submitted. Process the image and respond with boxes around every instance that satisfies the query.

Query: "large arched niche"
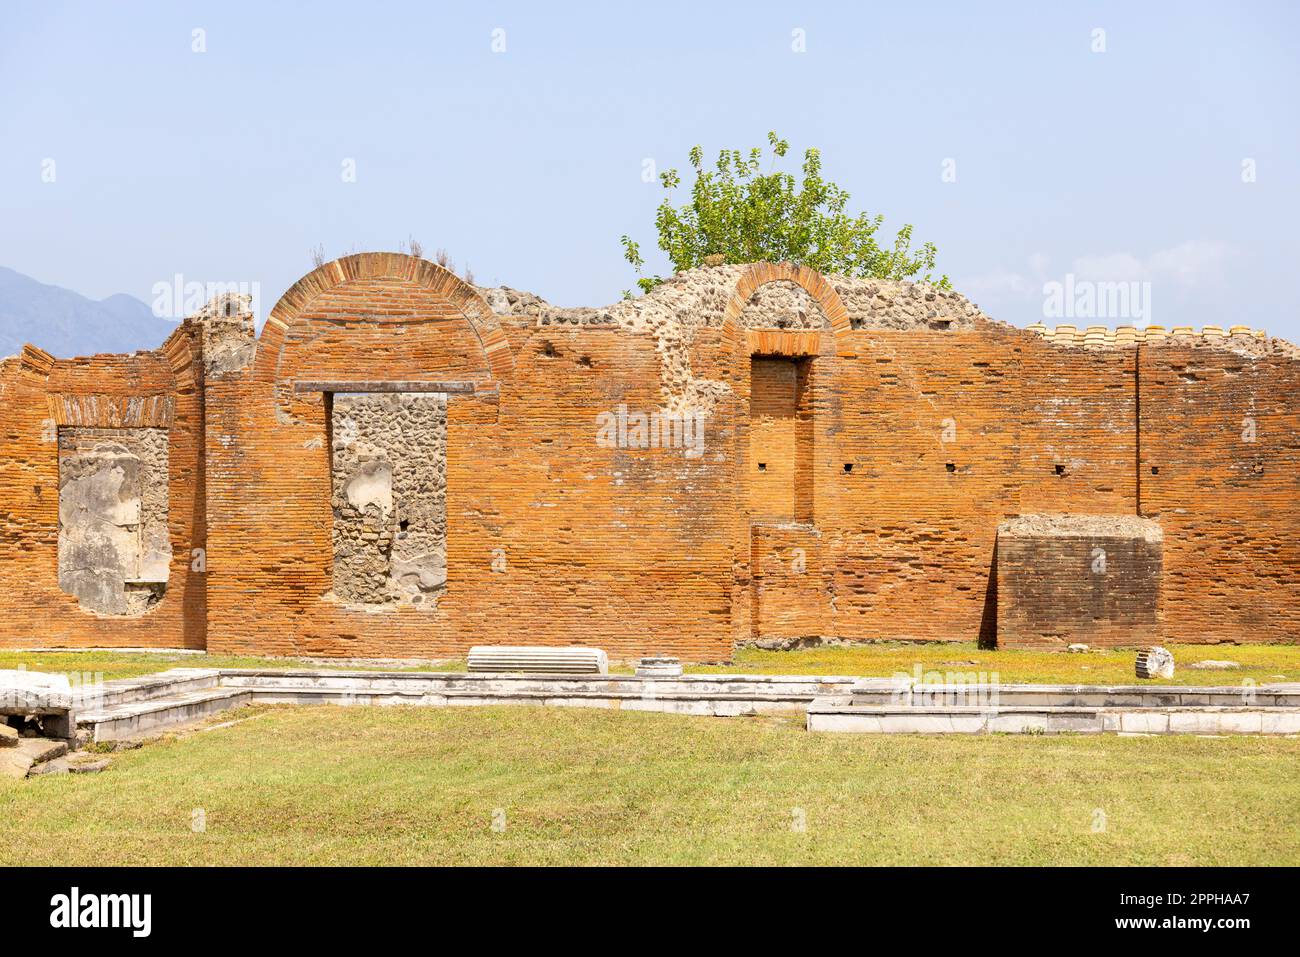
[257,252,514,421]
[719,262,853,357]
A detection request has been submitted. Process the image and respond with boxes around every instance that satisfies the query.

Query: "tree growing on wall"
[621,132,949,294]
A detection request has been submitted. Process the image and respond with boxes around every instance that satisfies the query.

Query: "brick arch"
[258,252,514,380]
[719,263,852,347]
[161,329,197,391]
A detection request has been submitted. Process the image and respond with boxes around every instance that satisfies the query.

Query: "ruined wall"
[1139,340,1300,644]
[0,325,205,649]
[201,255,739,661]
[811,327,1024,645]
[0,254,1294,658]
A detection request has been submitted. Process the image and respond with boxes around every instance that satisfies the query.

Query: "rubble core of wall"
[1142,332,1300,361]
[329,393,447,608]
[999,514,1164,542]
[193,293,256,377]
[480,266,988,413]
[57,427,170,616]
[738,281,827,330]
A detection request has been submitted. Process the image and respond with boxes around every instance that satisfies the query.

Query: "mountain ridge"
[0,266,178,359]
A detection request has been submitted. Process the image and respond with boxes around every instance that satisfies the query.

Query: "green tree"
[622,132,949,294]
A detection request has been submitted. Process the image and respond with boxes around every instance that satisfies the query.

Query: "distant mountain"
[0,266,178,359]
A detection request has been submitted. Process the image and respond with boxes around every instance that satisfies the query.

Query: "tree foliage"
[622,132,948,294]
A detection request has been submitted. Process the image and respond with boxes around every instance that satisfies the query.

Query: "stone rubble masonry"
[0,252,1295,659]
[330,392,447,607]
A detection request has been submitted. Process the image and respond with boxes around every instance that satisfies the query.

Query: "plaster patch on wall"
[57,428,171,615]
[330,393,446,608]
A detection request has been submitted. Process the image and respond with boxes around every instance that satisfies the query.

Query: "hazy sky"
[2,1,1298,339]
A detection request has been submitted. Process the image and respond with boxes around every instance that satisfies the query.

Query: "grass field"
[1,642,1296,686]
[0,650,464,681]
[1,704,1296,866]
[704,643,1300,686]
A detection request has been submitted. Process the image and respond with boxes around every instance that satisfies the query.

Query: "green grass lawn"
[1,642,1296,686]
[700,642,1300,686]
[0,650,464,682]
[0,704,1296,865]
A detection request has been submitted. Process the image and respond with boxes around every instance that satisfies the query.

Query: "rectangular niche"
[57,427,172,615]
[330,393,447,608]
[748,356,814,523]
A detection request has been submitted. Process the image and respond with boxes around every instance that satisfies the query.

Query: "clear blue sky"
[2,1,1298,339]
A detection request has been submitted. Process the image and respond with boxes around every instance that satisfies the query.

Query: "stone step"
[808,701,1300,735]
[850,682,1300,710]
[78,688,251,742]
[92,668,221,709]
[241,683,816,716]
[218,669,855,699]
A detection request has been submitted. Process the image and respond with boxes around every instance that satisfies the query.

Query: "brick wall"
[0,254,1295,658]
[0,326,206,649]
[1139,343,1300,644]
[996,516,1163,648]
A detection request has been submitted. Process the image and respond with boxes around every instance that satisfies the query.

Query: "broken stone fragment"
[1135,646,1175,679]
[68,757,111,774]
[0,750,34,779]
[0,723,17,747]
[1188,660,1241,671]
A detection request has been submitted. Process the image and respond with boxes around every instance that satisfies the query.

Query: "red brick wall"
[996,524,1163,649]
[750,523,828,642]
[0,328,206,649]
[202,262,740,661]
[1139,343,1300,644]
[815,328,1024,643]
[1,255,1295,658]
